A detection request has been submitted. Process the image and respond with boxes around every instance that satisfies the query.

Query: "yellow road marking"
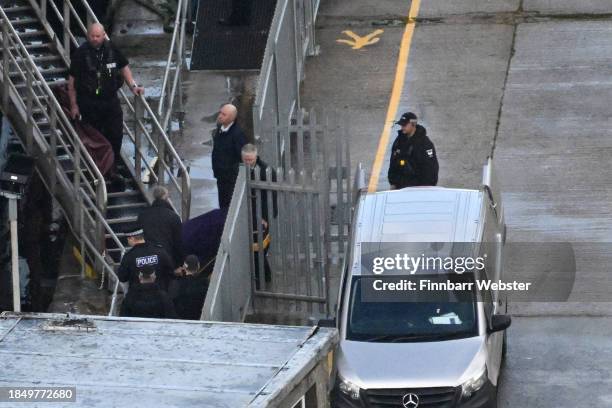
[336,29,384,50]
[368,0,421,192]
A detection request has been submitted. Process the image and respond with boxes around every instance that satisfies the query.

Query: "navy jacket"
[211,123,247,180]
[137,199,184,267]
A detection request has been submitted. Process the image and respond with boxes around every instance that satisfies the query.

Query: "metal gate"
[247,109,351,322]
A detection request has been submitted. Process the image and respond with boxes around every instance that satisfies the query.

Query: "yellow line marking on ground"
[336,29,384,50]
[368,0,421,192]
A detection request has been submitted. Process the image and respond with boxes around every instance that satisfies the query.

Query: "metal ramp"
[190,0,277,70]
[0,0,191,314]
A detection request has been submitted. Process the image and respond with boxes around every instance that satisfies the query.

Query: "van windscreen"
[346,276,478,342]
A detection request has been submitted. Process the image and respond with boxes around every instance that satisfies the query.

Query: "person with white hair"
[211,103,247,208]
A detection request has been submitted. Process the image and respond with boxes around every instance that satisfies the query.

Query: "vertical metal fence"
[253,0,320,166]
[248,109,351,322]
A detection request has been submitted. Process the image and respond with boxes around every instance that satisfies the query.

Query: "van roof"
[350,187,484,276]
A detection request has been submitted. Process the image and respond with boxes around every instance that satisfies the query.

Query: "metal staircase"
[0,0,191,315]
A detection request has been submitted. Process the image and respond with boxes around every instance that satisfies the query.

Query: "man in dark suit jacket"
[212,103,247,209]
[241,144,277,287]
[137,186,184,268]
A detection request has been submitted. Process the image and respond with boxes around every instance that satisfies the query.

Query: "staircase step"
[14,78,67,89]
[108,190,142,198]
[15,29,46,38]
[31,55,63,64]
[2,6,32,14]
[11,67,67,78]
[107,216,138,225]
[107,202,148,211]
[8,17,39,27]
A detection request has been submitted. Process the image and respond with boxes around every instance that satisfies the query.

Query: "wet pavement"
[301,0,612,406]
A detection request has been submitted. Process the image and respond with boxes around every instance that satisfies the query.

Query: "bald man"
[68,23,144,181]
[211,104,247,208]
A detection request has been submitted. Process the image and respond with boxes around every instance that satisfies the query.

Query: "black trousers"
[216,177,236,209]
[78,96,124,163]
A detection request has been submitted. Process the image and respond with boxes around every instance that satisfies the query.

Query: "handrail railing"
[158,0,188,134]
[0,8,107,244]
[32,0,191,220]
[2,0,192,315]
[78,187,125,315]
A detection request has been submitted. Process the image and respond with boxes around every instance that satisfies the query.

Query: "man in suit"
[211,104,247,208]
[241,144,277,287]
[137,186,184,268]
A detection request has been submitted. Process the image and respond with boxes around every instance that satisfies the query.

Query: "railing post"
[73,143,81,230]
[63,0,71,54]
[2,20,10,112]
[95,179,105,254]
[133,96,143,183]
[41,0,47,21]
[181,175,189,222]
[157,126,166,185]
[48,103,58,194]
[25,67,34,152]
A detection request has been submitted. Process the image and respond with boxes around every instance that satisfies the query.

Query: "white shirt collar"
[220,122,234,132]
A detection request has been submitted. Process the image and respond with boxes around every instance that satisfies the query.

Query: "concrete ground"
[302,0,612,405]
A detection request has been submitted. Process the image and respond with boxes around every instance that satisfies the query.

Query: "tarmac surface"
[302,0,612,405]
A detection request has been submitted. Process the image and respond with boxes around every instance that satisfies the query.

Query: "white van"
[326,159,511,408]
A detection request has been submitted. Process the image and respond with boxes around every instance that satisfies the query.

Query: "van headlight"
[338,377,361,400]
[461,367,487,399]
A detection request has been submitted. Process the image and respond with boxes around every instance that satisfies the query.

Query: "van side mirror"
[318,318,336,328]
[489,314,511,333]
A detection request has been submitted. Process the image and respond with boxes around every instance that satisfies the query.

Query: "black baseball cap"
[396,112,417,126]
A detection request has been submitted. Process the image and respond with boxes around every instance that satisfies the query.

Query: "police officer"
[170,255,209,320]
[67,23,144,173]
[211,103,247,208]
[117,227,175,292]
[387,112,439,189]
[119,267,177,319]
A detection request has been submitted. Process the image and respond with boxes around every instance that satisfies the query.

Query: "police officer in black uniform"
[388,112,439,189]
[117,227,175,292]
[67,23,144,172]
[119,267,177,319]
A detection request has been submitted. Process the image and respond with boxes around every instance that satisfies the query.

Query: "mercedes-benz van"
[329,160,511,408]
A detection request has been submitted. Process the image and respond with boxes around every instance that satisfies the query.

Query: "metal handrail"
[78,187,125,315]
[43,0,192,220]
[158,0,187,133]
[0,9,107,231]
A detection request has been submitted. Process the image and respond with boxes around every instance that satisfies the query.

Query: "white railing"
[253,0,320,165]
[157,0,188,137]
